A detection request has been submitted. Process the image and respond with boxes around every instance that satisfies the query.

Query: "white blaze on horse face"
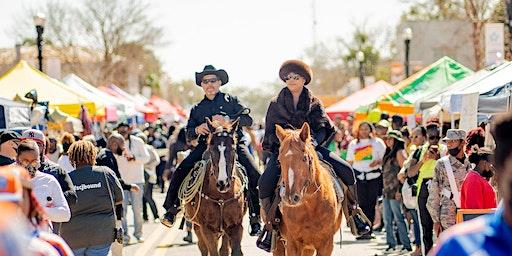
[285,149,293,157]
[217,142,228,183]
[288,166,294,190]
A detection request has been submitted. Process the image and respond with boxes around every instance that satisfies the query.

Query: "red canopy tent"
[326,80,394,119]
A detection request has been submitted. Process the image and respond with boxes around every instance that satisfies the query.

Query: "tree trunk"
[472,21,484,69]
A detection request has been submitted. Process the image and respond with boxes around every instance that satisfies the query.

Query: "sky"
[0,0,411,88]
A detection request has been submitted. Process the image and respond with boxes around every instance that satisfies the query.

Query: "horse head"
[276,122,318,206]
[206,117,240,193]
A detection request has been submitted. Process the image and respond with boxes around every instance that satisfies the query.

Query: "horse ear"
[230,118,240,134]
[275,124,286,142]
[206,117,215,132]
[299,122,311,142]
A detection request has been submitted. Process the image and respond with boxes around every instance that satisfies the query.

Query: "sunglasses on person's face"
[284,74,302,81]
[201,78,220,85]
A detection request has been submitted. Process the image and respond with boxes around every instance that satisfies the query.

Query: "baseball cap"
[21,129,45,144]
[0,166,31,202]
[0,131,21,145]
[376,119,390,128]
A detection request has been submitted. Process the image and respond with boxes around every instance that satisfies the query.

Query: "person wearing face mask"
[21,129,77,207]
[427,129,471,238]
[431,112,512,256]
[460,147,497,209]
[0,130,21,166]
[16,141,71,227]
[57,133,75,174]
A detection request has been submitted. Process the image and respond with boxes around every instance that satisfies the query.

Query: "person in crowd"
[57,133,75,174]
[427,129,471,238]
[97,133,141,193]
[375,119,390,140]
[257,60,371,250]
[345,121,386,240]
[82,135,98,148]
[17,141,71,227]
[460,147,497,209]
[115,123,150,243]
[328,121,353,160]
[135,132,161,222]
[432,112,512,255]
[161,65,263,239]
[21,129,77,205]
[400,126,414,154]
[60,141,124,255]
[47,137,61,163]
[164,127,189,193]
[96,129,111,149]
[381,130,412,252]
[0,166,74,256]
[397,125,427,256]
[402,123,445,254]
[464,127,485,154]
[0,130,20,166]
[391,115,404,131]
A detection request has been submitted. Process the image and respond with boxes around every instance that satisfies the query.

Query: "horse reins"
[198,126,246,234]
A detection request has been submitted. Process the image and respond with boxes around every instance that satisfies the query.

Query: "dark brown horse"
[271,122,344,256]
[183,118,247,256]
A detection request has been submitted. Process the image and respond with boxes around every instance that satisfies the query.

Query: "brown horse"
[272,122,343,256]
[183,118,247,256]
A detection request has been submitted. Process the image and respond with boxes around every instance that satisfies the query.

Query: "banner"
[459,93,479,131]
[485,23,505,66]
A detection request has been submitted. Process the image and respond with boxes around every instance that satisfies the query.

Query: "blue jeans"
[383,199,411,249]
[409,208,421,246]
[72,243,111,256]
[122,182,144,239]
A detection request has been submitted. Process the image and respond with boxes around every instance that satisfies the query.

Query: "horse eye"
[303,156,307,162]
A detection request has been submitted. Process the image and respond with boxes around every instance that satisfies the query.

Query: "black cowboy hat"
[279,60,313,85]
[195,65,229,86]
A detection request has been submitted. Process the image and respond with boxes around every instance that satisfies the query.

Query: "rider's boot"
[248,192,262,236]
[346,184,372,236]
[256,197,273,252]
[161,201,180,228]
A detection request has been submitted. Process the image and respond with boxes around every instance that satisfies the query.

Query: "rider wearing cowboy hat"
[257,60,372,252]
[161,65,262,236]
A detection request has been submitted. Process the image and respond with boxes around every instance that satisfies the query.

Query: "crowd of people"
[0,60,509,256]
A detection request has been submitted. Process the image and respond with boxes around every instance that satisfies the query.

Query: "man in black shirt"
[0,130,20,166]
[162,65,262,236]
[96,133,141,192]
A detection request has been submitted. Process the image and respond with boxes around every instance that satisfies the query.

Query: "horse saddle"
[319,159,344,208]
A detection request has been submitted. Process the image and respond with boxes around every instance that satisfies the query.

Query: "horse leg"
[226,224,243,256]
[200,227,221,256]
[219,234,230,256]
[272,238,285,256]
[284,241,302,256]
[194,224,208,256]
[316,237,334,256]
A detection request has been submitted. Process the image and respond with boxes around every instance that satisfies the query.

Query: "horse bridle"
[207,128,237,177]
[281,145,321,199]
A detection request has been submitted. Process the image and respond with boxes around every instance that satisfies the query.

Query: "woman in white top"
[346,121,386,239]
[57,133,76,173]
[16,141,71,226]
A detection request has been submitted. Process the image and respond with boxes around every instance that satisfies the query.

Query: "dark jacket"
[186,92,252,144]
[263,87,334,154]
[39,161,77,205]
[0,155,15,166]
[96,148,133,191]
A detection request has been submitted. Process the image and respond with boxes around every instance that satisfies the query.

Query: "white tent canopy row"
[415,61,512,118]
[62,74,137,119]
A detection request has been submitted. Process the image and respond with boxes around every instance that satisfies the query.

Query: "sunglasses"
[284,74,302,81]
[19,160,40,168]
[428,135,440,140]
[201,78,220,84]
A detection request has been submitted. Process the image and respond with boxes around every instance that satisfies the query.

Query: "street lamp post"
[33,13,46,72]
[357,51,365,88]
[403,27,413,78]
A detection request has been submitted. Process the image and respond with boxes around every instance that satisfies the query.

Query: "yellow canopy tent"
[0,61,96,118]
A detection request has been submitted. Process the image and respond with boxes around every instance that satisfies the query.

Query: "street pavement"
[121,188,414,256]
